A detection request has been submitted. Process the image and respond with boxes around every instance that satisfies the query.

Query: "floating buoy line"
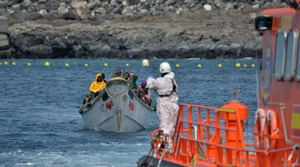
[0,60,258,69]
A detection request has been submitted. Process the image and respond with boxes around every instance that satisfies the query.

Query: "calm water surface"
[0,59,259,167]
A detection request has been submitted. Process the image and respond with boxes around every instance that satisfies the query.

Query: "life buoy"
[254,108,266,148]
[254,108,279,149]
[266,109,279,149]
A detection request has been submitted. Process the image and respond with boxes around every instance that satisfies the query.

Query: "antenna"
[232,88,240,100]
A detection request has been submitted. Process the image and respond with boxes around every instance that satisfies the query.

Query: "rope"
[144,131,162,167]
[143,139,156,167]
[284,144,299,167]
[157,148,167,167]
[293,151,299,167]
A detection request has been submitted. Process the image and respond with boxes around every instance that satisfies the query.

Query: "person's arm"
[137,90,142,97]
[132,75,138,89]
[147,78,158,90]
[89,82,97,93]
[145,87,151,96]
[100,82,106,90]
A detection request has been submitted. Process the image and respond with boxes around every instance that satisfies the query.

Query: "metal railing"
[151,103,294,167]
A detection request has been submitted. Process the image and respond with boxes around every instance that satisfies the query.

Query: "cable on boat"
[157,148,167,167]
[142,130,163,167]
[284,144,299,167]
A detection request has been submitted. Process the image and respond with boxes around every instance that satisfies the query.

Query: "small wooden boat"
[79,77,155,133]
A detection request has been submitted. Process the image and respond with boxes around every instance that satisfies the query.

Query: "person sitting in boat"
[147,62,179,149]
[89,74,106,97]
[112,67,123,78]
[79,93,92,113]
[137,80,152,106]
[83,93,91,105]
[101,73,107,83]
[123,70,138,93]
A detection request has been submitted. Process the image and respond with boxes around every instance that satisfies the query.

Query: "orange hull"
[138,5,300,167]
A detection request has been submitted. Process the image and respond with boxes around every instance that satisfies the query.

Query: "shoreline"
[1,0,284,59]
[7,10,262,59]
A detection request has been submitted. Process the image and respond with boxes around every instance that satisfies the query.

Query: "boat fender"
[254,108,266,148]
[266,109,279,149]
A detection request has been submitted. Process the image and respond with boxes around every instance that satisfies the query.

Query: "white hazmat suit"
[147,66,179,136]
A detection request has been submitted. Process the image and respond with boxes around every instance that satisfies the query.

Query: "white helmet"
[159,62,172,74]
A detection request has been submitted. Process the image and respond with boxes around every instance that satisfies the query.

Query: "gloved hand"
[146,76,155,87]
[147,75,153,80]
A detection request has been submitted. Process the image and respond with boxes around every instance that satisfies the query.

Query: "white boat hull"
[80,78,155,132]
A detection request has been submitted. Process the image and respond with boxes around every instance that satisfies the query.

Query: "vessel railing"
[151,103,294,167]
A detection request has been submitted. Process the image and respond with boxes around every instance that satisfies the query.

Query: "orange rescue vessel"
[138,2,300,167]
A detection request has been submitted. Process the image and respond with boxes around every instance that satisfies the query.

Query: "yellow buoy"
[65,63,69,67]
[84,63,88,67]
[218,64,222,68]
[0,62,2,65]
[243,64,247,67]
[126,63,130,67]
[142,59,149,67]
[251,64,255,67]
[235,63,241,67]
[27,62,31,66]
[4,61,8,65]
[176,64,180,68]
[104,63,108,67]
[44,61,50,67]
[197,64,202,68]
[12,62,16,66]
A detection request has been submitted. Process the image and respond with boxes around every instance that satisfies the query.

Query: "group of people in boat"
[111,67,152,106]
[81,67,153,110]
[80,62,179,150]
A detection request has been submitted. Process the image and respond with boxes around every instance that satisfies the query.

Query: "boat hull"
[80,78,155,133]
[137,155,183,167]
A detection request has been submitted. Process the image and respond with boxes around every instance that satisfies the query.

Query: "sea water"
[0,59,259,167]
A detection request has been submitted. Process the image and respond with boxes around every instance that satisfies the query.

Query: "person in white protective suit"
[147,62,179,138]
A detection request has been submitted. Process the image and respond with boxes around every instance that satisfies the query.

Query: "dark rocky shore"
[1,0,285,59]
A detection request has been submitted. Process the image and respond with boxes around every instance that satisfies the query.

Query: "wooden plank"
[0,16,8,34]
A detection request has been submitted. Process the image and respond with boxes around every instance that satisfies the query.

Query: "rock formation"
[0,0,285,58]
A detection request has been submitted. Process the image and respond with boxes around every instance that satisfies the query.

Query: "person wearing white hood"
[147,62,179,142]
